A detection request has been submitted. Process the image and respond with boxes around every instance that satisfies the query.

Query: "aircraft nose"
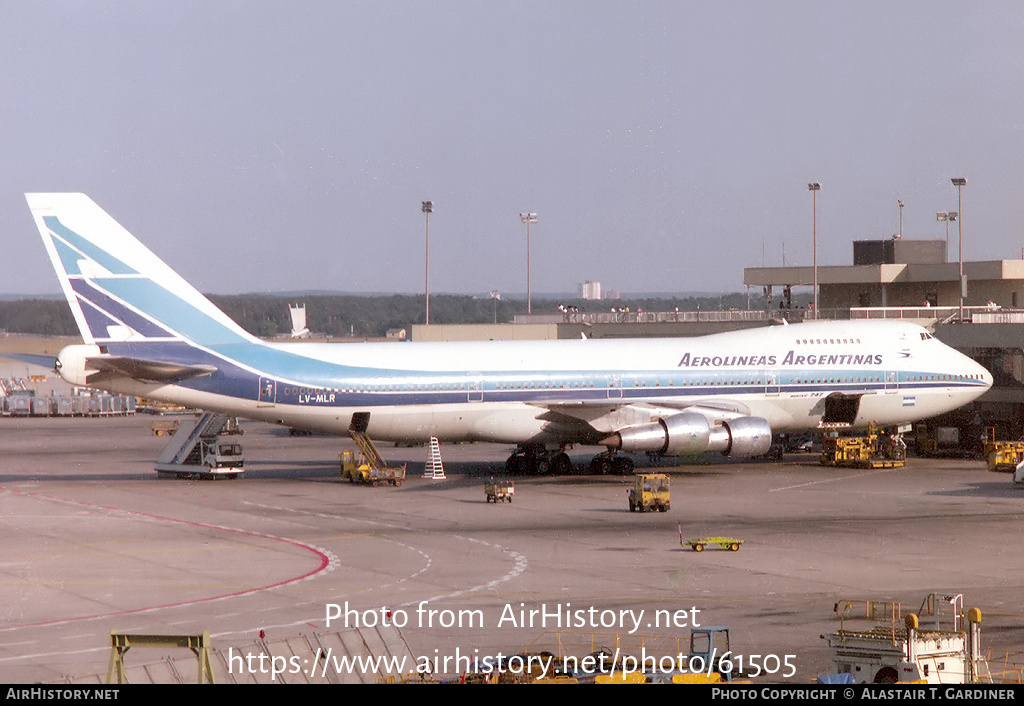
[960,351,992,394]
[978,362,993,391]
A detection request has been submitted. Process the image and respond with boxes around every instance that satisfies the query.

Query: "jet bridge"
[154,412,244,479]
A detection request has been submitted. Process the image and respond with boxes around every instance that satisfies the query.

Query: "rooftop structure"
[745,239,1024,312]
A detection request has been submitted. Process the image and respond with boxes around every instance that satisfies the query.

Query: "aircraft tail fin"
[26,193,255,348]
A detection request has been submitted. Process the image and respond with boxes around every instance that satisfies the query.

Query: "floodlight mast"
[951,178,967,321]
[520,212,537,314]
[808,183,820,319]
[422,200,433,324]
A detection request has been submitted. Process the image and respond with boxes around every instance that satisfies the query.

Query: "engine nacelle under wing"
[708,415,773,456]
[605,412,772,457]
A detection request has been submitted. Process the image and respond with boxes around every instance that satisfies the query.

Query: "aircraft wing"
[538,399,754,434]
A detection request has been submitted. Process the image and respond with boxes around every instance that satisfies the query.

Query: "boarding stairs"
[154,412,240,477]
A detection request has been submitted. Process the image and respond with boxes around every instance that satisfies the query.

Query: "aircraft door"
[607,375,622,399]
[884,371,898,394]
[258,377,276,406]
[466,372,483,402]
[765,371,780,396]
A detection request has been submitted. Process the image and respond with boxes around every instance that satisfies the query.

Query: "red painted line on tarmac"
[1,488,332,630]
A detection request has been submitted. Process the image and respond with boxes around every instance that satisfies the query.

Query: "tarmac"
[2,415,1024,683]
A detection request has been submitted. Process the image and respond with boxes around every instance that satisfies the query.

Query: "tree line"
[0,292,758,338]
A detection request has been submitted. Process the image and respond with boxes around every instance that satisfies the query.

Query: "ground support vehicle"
[823,594,992,684]
[820,423,906,469]
[682,537,743,552]
[914,423,962,457]
[151,419,180,436]
[984,428,1024,472]
[628,473,669,512]
[688,627,738,681]
[154,412,244,479]
[340,450,405,486]
[484,480,514,503]
[339,414,407,486]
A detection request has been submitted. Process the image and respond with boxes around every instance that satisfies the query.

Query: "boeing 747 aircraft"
[27,193,992,474]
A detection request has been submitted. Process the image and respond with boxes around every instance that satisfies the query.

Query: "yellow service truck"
[628,473,670,512]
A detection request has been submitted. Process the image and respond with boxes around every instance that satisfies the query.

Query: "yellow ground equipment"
[628,473,670,512]
[682,537,743,552]
[340,449,405,486]
[339,414,408,486]
[151,419,180,436]
[984,428,1024,472]
[914,423,961,457]
[820,423,906,468]
[484,479,515,503]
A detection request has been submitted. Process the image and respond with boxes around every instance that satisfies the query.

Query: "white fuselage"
[78,319,992,448]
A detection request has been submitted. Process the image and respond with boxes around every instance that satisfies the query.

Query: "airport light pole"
[489,289,501,324]
[951,178,967,321]
[520,212,537,314]
[898,199,904,239]
[936,211,957,263]
[422,201,433,324]
[808,183,820,319]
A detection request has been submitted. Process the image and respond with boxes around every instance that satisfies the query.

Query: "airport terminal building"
[743,238,1024,440]
[414,237,1024,440]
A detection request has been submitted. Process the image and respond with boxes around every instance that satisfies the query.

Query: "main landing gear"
[588,450,634,475]
[504,445,635,475]
[505,444,573,475]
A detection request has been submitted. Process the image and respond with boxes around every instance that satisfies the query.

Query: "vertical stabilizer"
[26,193,255,348]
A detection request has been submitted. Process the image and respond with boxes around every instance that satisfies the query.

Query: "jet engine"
[55,344,102,386]
[604,412,772,457]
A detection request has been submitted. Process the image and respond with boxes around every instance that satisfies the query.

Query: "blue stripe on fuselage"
[105,339,987,409]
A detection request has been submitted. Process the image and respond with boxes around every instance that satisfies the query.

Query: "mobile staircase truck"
[822,593,991,684]
[340,412,406,486]
[154,412,244,479]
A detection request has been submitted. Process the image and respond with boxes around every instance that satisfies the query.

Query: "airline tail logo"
[27,193,253,348]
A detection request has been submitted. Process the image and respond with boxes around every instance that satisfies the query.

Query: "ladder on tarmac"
[423,437,446,480]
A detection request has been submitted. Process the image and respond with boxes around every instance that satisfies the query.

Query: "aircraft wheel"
[613,456,634,475]
[693,543,704,552]
[729,543,740,551]
[506,455,526,474]
[552,452,572,475]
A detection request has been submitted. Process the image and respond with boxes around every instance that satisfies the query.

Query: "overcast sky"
[3,2,1023,297]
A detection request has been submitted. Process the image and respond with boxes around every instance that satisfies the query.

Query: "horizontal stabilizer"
[0,353,59,370]
[83,355,217,384]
